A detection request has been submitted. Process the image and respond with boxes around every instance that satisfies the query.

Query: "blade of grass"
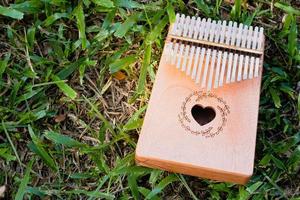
[230,0,241,20]
[15,160,34,200]
[92,0,115,8]
[44,131,87,148]
[52,75,77,100]
[128,174,140,200]
[82,95,116,135]
[114,12,141,38]
[177,174,199,200]
[109,55,137,74]
[274,2,300,15]
[74,3,87,49]
[145,174,178,199]
[136,44,151,96]
[166,2,175,23]
[2,121,23,169]
[194,0,212,17]
[28,125,58,171]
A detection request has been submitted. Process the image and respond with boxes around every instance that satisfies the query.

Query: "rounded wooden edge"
[135,152,252,185]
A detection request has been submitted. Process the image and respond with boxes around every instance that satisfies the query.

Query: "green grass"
[0,0,299,199]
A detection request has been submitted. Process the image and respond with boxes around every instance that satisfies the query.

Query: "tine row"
[170,13,264,51]
[165,42,261,91]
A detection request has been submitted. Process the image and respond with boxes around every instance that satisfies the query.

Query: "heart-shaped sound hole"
[191,105,216,126]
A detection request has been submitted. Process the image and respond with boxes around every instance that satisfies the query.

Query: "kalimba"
[135,13,265,184]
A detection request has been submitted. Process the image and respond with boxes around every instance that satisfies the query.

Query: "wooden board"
[135,44,263,184]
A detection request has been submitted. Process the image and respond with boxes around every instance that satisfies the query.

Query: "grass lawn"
[0,0,300,199]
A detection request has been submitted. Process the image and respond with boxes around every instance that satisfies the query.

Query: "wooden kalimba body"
[136,14,265,184]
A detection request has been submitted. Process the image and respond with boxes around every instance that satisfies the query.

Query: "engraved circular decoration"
[178,91,230,138]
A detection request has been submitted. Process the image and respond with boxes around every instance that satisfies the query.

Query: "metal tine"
[165,42,173,63]
[248,56,255,79]
[219,20,227,44]
[219,51,228,86]
[168,14,265,91]
[175,16,189,69]
[226,52,233,83]
[193,17,201,39]
[186,46,195,75]
[257,27,264,50]
[214,20,222,43]
[176,43,185,69]
[246,26,253,49]
[200,48,211,88]
[172,13,181,35]
[254,57,260,77]
[207,49,217,90]
[182,16,190,37]
[177,14,185,36]
[214,50,222,88]
[186,16,199,76]
[241,25,248,48]
[181,45,190,71]
[237,54,244,81]
[243,55,250,80]
[195,48,206,82]
[252,27,259,50]
[198,18,206,40]
[225,21,233,45]
[203,18,212,41]
[236,23,243,47]
[188,16,196,38]
[230,22,238,46]
[231,53,239,82]
[172,42,179,65]
[191,47,201,80]
[209,20,216,42]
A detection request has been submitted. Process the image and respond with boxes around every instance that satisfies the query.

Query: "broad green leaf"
[10,1,43,14]
[145,16,169,44]
[0,148,16,162]
[28,125,58,171]
[56,58,86,79]
[288,16,297,62]
[271,155,286,170]
[26,27,35,49]
[102,9,116,29]
[43,13,69,27]
[115,0,143,9]
[109,55,137,73]
[246,181,263,194]
[0,5,24,20]
[123,105,146,131]
[269,88,281,108]
[0,53,10,79]
[92,0,114,8]
[52,75,77,100]
[44,131,86,148]
[114,13,141,38]
[166,2,176,23]
[298,93,300,122]
[288,145,300,171]
[230,0,241,20]
[15,160,34,200]
[69,172,94,179]
[66,189,114,199]
[194,0,211,17]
